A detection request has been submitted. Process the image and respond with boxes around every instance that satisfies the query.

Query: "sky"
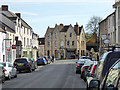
[0,0,115,37]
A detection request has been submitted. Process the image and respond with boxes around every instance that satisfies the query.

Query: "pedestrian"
[52,56,54,63]
[97,54,99,61]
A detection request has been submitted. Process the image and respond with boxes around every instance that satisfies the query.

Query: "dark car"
[14,58,35,72]
[88,58,120,90]
[76,56,92,73]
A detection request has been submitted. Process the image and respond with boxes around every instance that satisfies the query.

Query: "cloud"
[12,11,38,16]
[21,11,38,16]
[2,0,114,3]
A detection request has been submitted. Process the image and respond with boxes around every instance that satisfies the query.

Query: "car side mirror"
[89,79,100,90]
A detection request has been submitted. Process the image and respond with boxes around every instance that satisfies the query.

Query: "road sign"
[12,45,16,49]
[101,35,107,40]
[104,39,109,44]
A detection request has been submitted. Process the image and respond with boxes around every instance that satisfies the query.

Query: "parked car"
[0,62,17,80]
[37,57,47,65]
[31,58,38,69]
[76,56,92,73]
[14,58,35,73]
[85,61,98,84]
[80,60,93,79]
[88,58,120,90]
[87,47,120,89]
[0,64,5,83]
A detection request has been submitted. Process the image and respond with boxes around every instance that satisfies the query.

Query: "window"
[60,41,64,47]
[55,32,57,39]
[48,42,50,47]
[67,41,69,46]
[48,34,49,39]
[27,29,29,35]
[55,41,57,48]
[24,27,25,34]
[70,33,72,37]
[27,38,29,45]
[72,41,74,46]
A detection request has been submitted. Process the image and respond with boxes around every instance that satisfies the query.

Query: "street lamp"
[65,33,66,59]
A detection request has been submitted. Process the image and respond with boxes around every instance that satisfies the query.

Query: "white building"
[32,32,39,61]
[1,5,33,61]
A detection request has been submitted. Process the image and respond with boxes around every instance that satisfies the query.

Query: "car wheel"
[81,73,83,79]
[14,74,17,78]
[8,74,11,80]
[29,68,32,72]
[2,75,5,83]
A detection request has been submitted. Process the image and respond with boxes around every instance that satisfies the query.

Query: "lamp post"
[65,33,66,59]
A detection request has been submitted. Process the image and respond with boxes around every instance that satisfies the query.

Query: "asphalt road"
[2,60,86,89]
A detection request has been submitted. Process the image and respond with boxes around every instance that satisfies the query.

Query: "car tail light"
[26,63,30,65]
[4,68,6,71]
[91,73,94,75]
[13,64,15,67]
[76,64,80,67]
[82,66,88,70]
[92,66,96,73]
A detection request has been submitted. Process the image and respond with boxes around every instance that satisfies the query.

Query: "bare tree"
[86,16,102,35]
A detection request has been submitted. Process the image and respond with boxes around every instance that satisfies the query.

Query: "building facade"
[0,5,38,63]
[32,32,39,61]
[45,23,86,59]
[99,12,116,54]
[38,38,45,57]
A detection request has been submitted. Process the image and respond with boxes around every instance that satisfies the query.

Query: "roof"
[60,25,70,32]
[74,25,83,35]
[2,10,32,29]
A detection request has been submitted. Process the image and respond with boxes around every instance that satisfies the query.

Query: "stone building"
[99,12,116,55]
[45,23,86,59]
[38,38,45,57]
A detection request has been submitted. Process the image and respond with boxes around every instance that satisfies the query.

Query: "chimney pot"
[15,13,21,18]
[1,5,8,11]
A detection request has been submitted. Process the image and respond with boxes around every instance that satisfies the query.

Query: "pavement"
[2,59,86,89]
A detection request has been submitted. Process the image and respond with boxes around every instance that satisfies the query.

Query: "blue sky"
[1,0,115,37]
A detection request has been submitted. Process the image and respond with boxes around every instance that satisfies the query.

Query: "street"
[2,60,86,89]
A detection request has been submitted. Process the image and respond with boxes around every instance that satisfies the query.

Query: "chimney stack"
[74,22,79,35]
[1,5,8,11]
[15,13,21,18]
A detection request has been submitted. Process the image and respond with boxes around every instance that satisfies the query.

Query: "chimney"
[60,23,63,26]
[1,5,8,11]
[74,22,79,34]
[15,13,21,18]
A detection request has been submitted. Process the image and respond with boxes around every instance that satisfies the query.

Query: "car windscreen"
[0,63,6,67]
[15,59,27,63]
[80,57,92,60]
[38,58,43,60]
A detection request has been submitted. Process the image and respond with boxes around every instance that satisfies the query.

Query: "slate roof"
[2,10,32,29]
[74,25,83,35]
[60,25,70,32]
